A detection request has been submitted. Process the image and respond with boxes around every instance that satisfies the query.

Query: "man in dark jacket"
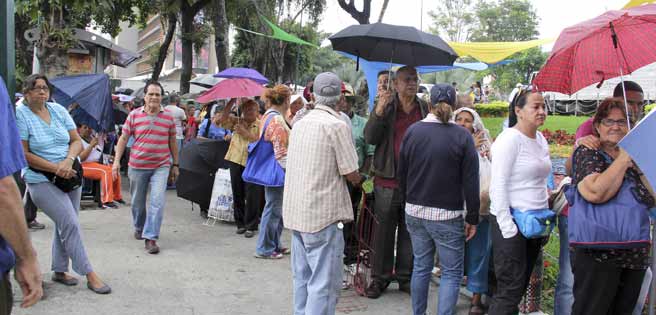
[363,66,430,298]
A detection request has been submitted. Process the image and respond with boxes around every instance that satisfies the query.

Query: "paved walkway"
[12,186,470,315]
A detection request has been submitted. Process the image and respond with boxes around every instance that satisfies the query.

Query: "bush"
[542,129,575,146]
[475,101,509,117]
[646,103,655,114]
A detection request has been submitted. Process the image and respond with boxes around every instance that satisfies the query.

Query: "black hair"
[377,70,395,80]
[613,81,643,97]
[508,86,539,128]
[143,81,164,95]
[23,74,52,94]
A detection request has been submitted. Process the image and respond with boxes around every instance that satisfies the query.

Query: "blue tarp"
[338,52,514,110]
[50,74,114,132]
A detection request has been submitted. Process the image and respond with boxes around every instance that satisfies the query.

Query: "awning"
[447,39,554,64]
[72,28,141,67]
[623,0,656,8]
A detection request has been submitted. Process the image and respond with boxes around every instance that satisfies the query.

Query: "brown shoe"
[145,240,160,254]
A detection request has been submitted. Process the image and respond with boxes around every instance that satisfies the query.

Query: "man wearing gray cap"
[283,72,362,315]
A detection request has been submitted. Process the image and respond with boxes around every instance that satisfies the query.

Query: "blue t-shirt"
[198,118,232,140]
[0,77,28,275]
[15,102,77,183]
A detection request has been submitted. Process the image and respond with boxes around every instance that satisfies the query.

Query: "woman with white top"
[488,87,551,315]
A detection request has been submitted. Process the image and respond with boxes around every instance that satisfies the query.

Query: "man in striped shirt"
[112,81,178,254]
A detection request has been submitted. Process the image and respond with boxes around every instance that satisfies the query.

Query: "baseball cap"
[313,72,341,97]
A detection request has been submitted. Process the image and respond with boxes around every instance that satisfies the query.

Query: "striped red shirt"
[122,107,175,169]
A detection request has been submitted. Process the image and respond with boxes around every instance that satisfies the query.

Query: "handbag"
[242,112,285,187]
[565,150,651,249]
[511,208,556,239]
[30,158,84,193]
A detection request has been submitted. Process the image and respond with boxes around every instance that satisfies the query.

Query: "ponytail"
[432,102,453,123]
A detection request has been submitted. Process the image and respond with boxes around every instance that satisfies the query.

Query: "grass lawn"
[482,115,590,157]
[481,115,591,139]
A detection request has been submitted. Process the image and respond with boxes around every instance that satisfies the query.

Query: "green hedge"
[474,101,510,117]
[646,103,655,114]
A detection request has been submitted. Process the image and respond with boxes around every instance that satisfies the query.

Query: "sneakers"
[236,227,247,235]
[101,202,118,209]
[278,247,291,255]
[115,199,127,205]
[145,240,160,254]
[254,252,283,259]
[244,230,255,238]
[28,220,46,230]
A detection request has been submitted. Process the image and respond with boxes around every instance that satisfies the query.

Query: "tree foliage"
[428,0,476,42]
[470,0,539,42]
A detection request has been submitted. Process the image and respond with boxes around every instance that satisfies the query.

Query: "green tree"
[470,0,545,94]
[428,0,476,42]
[16,0,151,78]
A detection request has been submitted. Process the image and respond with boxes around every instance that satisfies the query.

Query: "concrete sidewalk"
[12,188,470,315]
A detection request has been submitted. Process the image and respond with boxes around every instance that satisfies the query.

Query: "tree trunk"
[213,0,230,71]
[337,0,371,24]
[152,13,177,82]
[179,7,194,94]
[38,8,68,78]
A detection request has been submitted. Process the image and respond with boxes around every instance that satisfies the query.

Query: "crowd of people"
[0,63,654,315]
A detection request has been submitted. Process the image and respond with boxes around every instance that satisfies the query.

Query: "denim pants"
[465,216,491,294]
[554,215,573,315]
[27,183,93,275]
[129,166,169,240]
[256,186,284,256]
[406,214,465,315]
[291,223,344,315]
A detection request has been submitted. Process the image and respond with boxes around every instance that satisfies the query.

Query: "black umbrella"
[329,23,458,66]
[176,139,230,209]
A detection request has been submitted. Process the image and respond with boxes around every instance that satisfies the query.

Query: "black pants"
[571,248,645,315]
[229,162,264,231]
[371,186,413,285]
[488,215,544,315]
[0,274,11,315]
[343,182,362,265]
[13,172,37,224]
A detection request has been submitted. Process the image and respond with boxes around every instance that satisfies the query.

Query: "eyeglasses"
[31,86,50,92]
[600,118,628,127]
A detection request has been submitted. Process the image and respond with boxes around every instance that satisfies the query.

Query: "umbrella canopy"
[329,23,458,66]
[176,139,230,208]
[213,67,269,84]
[619,108,656,188]
[196,78,264,103]
[190,74,224,89]
[51,74,114,131]
[533,4,656,94]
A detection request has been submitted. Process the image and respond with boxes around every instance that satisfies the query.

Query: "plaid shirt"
[283,105,359,233]
[405,203,464,222]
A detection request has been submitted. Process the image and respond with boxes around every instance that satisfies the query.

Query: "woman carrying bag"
[243,85,292,259]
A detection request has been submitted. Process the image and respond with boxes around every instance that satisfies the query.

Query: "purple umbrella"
[213,67,269,84]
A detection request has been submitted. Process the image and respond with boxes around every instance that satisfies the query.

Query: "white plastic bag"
[208,168,234,222]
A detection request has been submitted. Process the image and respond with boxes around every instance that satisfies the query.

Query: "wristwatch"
[172,164,179,167]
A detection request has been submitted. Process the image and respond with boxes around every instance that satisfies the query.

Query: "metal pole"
[650,226,655,315]
[0,0,16,98]
[420,0,424,32]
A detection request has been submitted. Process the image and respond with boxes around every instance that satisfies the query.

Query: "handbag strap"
[258,111,280,141]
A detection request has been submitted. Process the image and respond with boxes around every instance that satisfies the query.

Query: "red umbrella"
[533,4,656,95]
[195,78,264,103]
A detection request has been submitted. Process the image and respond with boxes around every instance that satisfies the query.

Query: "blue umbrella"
[213,67,269,84]
[50,74,114,132]
[619,108,656,188]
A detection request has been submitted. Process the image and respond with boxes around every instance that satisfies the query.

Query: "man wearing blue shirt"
[0,76,43,314]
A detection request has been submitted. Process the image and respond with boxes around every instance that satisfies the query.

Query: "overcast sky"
[318,0,629,49]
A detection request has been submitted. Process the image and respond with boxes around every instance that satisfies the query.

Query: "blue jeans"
[465,216,491,294]
[291,223,344,315]
[406,215,465,315]
[256,186,284,256]
[554,215,573,315]
[128,166,169,240]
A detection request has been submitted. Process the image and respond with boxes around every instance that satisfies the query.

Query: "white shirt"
[81,139,103,163]
[489,128,551,238]
[165,105,187,140]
